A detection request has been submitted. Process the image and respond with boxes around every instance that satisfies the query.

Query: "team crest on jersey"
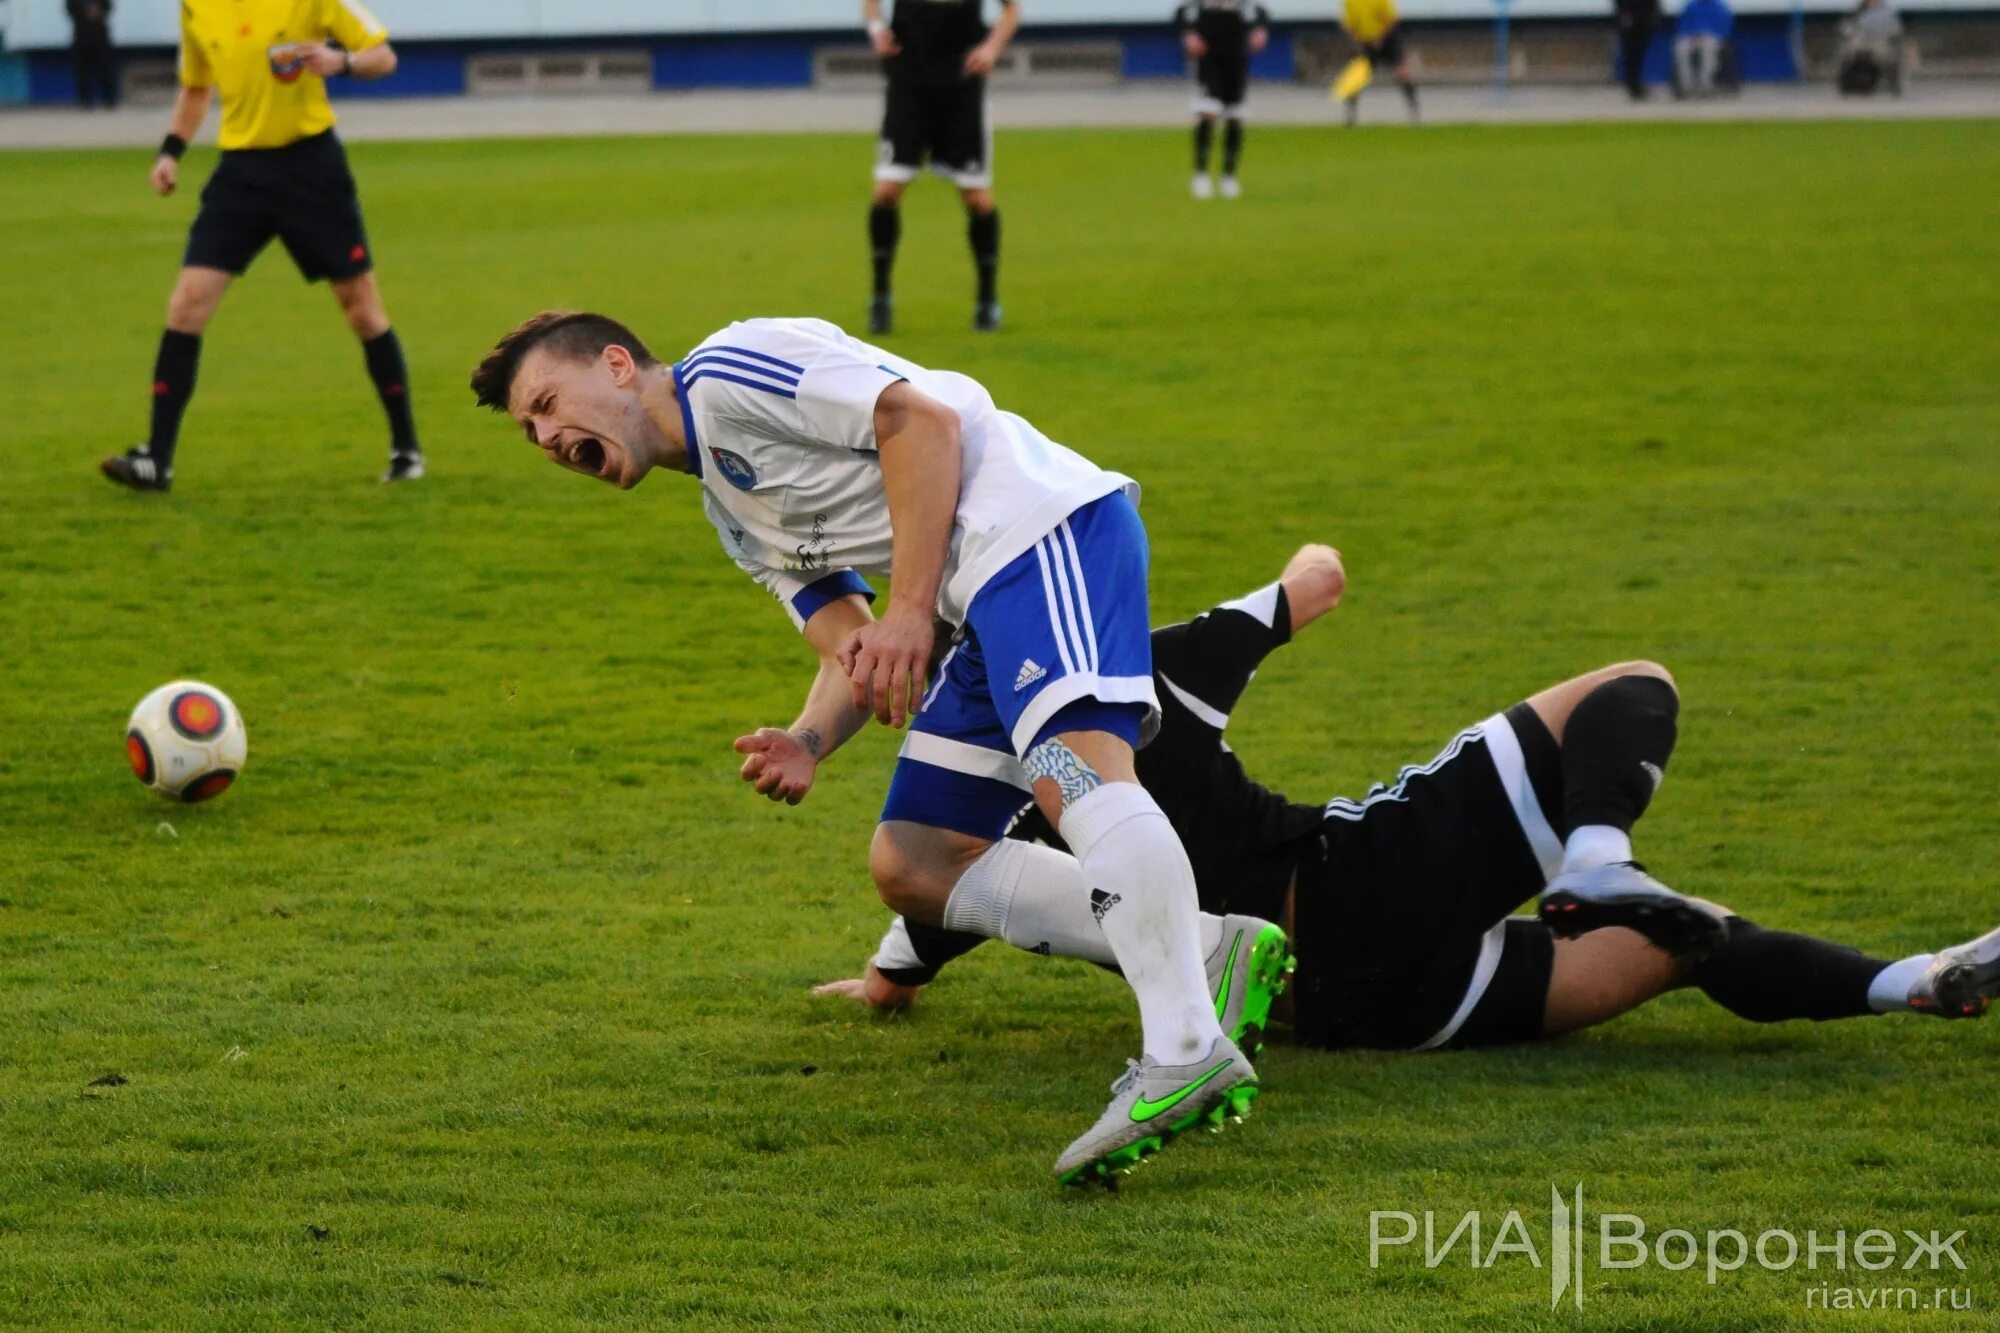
[709,447,758,491]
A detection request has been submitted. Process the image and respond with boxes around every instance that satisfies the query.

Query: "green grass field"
[2,118,1998,1327]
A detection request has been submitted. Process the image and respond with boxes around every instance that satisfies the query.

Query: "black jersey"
[891,0,994,84]
[1175,0,1272,61]
[1011,584,1324,918]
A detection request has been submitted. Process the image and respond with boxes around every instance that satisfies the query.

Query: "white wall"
[4,0,1979,51]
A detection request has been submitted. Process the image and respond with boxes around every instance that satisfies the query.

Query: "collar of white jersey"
[669,360,704,479]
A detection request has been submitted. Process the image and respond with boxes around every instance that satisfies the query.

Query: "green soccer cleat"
[1054,1034,1258,1187]
[1207,915,1294,1057]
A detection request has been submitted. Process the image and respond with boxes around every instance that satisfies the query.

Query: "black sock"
[1222,119,1244,176]
[1689,917,1890,1022]
[876,917,988,987]
[968,208,999,307]
[362,329,419,457]
[147,329,201,471]
[1193,118,1214,171]
[1560,674,1679,836]
[869,204,900,299]
[1402,80,1420,112]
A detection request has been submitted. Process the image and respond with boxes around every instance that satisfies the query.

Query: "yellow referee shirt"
[1343,0,1399,44]
[179,0,389,151]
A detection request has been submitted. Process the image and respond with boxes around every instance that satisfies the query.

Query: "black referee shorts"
[183,130,374,284]
[1194,52,1250,114]
[876,72,992,190]
[1361,28,1408,71]
[1290,702,1565,1052]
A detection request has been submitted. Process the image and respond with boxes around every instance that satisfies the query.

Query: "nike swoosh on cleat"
[1129,1059,1235,1123]
[1212,931,1242,1022]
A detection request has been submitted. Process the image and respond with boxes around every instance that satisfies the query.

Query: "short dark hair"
[469,311,660,411]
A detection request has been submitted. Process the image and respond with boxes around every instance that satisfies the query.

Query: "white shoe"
[1206,916,1293,1055]
[1219,176,1241,200]
[1053,1034,1257,1186]
[1190,172,1214,200]
[1909,923,2000,1018]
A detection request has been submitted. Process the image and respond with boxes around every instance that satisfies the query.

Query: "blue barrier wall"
[16,20,1818,106]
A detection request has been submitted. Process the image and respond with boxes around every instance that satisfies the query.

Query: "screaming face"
[508,344,662,490]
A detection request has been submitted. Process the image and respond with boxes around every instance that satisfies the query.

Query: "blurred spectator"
[68,0,118,109]
[1614,0,1661,100]
[1674,0,1733,97]
[1838,0,1906,95]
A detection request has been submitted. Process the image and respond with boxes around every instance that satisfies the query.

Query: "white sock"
[1562,824,1633,874]
[941,838,1227,965]
[1866,954,1935,1013]
[1058,782,1224,1064]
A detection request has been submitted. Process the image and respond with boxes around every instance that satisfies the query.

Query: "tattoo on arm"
[791,727,823,758]
[1023,738,1102,812]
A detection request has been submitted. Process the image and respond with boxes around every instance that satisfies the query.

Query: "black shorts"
[184,130,373,284]
[1290,702,1565,1051]
[1361,29,1407,70]
[877,73,992,190]
[1195,54,1249,112]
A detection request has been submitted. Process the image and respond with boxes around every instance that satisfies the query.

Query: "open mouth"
[569,437,608,478]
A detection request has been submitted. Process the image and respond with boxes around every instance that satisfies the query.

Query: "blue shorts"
[880,491,1161,841]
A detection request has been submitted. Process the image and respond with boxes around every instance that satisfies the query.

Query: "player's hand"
[1183,33,1208,58]
[294,42,347,76]
[732,727,819,805]
[1249,28,1270,55]
[812,966,922,1014]
[150,154,178,197]
[838,606,933,728]
[871,28,902,57]
[962,41,1001,77]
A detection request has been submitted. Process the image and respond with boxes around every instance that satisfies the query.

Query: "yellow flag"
[1333,56,1374,100]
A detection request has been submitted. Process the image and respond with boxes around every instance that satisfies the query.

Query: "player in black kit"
[863,0,1020,335]
[820,544,2000,1048]
[1175,1,1270,199]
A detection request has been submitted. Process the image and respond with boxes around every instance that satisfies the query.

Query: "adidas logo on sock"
[1014,658,1047,692]
[1090,889,1122,922]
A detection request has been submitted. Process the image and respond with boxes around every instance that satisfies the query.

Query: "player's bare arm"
[964,1,1021,76]
[736,595,879,805]
[1279,543,1346,633]
[151,85,213,196]
[862,0,901,55]
[839,381,962,728]
[295,38,398,80]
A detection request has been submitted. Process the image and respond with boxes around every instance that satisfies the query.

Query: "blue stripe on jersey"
[699,344,806,375]
[680,353,801,386]
[683,369,798,400]
[670,361,703,477]
[684,370,799,401]
[791,569,875,623]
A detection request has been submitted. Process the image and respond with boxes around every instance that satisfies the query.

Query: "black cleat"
[973,300,1002,333]
[101,446,171,492]
[867,295,893,336]
[381,451,426,484]
[1909,924,2000,1018]
[1538,862,1730,961]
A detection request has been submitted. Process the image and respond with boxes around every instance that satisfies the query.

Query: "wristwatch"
[341,49,354,76]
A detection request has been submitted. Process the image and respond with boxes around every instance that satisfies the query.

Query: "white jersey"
[673,318,1134,629]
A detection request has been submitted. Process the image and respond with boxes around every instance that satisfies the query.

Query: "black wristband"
[160,133,188,160]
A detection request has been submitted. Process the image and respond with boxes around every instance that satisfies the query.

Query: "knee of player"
[1605,660,1678,694]
[868,826,942,919]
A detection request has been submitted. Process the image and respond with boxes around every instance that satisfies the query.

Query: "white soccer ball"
[125,680,248,803]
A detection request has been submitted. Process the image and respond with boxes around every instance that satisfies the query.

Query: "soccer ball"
[125,681,248,802]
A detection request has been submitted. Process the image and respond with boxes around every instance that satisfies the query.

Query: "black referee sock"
[1689,917,1889,1022]
[1222,119,1245,176]
[869,204,900,299]
[146,329,201,471]
[1193,118,1215,172]
[968,208,999,307]
[1560,675,1679,836]
[362,329,419,458]
[1401,81,1421,113]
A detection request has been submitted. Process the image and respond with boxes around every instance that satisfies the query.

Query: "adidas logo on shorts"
[1014,658,1047,692]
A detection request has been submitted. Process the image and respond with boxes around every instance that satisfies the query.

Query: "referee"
[863,0,1020,335]
[102,0,422,493]
[1175,1,1270,200]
